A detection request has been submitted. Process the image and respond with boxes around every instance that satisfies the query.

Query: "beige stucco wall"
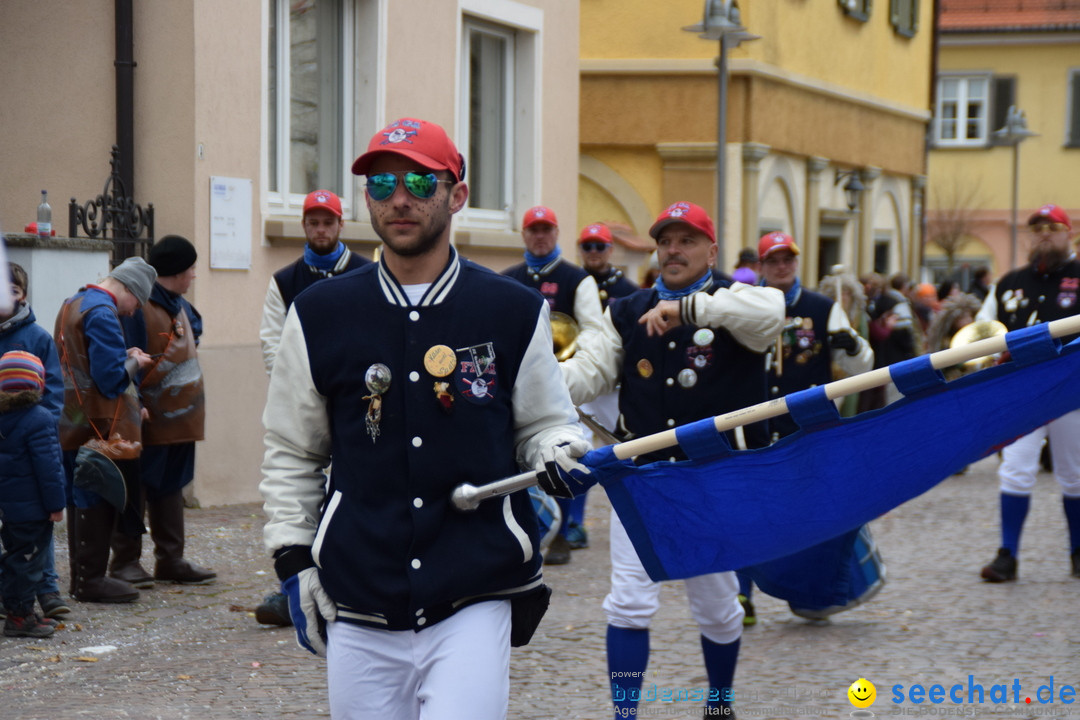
[0,0,580,506]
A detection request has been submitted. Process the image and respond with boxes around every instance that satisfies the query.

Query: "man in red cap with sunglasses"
[501,207,606,565]
[561,200,783,718]
[977,203,1080,584]
[259,118,589,720]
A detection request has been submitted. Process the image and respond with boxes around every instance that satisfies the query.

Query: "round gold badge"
[637,359,653,378]
[424,345,456,378]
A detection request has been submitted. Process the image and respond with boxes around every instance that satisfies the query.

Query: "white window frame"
[461,19,516,223]
[265,0,357,217]
[457,0,542,232]
[935,74,992,148]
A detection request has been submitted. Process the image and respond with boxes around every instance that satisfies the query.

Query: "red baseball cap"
[578,223,613,244]
[302,190,342,219]
[649,202,715,244]
[1028,204,1071,230]
[523,206,558,229]
[351,118,465,181]
[758,232,800,260]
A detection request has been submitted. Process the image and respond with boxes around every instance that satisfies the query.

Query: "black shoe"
[1071,549,1080,579]
[981,548,1017,582]
[4,611,55,638]
[37,593,71,618]
[543,534,572,565]
[738,594,756,627]
[255,592,293,626]
[565,521,589,550]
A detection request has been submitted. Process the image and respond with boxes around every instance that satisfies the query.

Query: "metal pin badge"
[363,363,392,442]
[424,345,455,378]
[692,328,714,347]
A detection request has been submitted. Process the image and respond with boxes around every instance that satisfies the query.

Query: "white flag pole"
[451,314,1080,510]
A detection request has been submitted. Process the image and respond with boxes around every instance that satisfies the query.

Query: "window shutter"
[1069,71,1080,147]
[991,77,1016,137]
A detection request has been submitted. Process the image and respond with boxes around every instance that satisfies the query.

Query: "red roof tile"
[940,0,1080,31]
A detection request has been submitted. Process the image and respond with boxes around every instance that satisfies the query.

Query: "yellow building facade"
[579,0,934,286]
[927,10,1080,281]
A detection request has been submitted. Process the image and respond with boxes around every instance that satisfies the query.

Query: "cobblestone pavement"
[1,455,1077,719]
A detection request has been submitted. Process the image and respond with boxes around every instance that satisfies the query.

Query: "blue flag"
[586,324,1080,584]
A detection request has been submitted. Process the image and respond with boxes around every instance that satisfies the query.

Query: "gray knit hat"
[109,256,157,306]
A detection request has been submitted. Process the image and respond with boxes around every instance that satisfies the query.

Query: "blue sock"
[607,626,649,718]
[1063,495,1080,553]
[1000,493,1030,556]
[736,571,753,600]
[556,498,571,535]
[568,493,587,526]
[701,635,740,710]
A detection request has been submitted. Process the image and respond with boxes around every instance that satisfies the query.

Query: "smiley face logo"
[847,678,876,709]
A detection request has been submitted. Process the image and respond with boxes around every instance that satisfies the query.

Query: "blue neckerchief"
[304,241,346,272]
[654,270,713,300]
[524,246,561,272]
[782,277,802,308]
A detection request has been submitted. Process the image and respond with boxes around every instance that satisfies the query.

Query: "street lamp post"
[992,105,1036,270]
[683,1,759,266]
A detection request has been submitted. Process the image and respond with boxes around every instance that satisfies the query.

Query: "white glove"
[536,440,595,499]
[281,566,338,657]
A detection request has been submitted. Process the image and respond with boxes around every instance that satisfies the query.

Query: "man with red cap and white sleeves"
[260,118,591,720]
[501,206,605,565]
[259,189,370,376]
[561,201,784,718]
[977,203,1080,583]
[256,189,370,626]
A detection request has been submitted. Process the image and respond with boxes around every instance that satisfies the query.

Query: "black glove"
[829,329,860,356]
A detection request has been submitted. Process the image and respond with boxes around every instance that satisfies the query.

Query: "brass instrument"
[551,311,580,361]
[949,320,1008,373]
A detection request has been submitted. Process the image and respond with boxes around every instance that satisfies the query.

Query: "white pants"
[326,601,511,720]
[999,409,1080,497]
[602,509,744,645]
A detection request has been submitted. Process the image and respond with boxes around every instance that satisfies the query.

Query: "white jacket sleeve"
[559,306,624,407]
[975,285,998,323]
[260,278,286,376]
[829,301,874,378]
[260,308,332,555]
[683,283,785,353]
[573,275,605,335]
[513,303,587,472]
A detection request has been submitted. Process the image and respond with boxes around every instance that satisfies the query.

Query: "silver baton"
[451,469,548,512]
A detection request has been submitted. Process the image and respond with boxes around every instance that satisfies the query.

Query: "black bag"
[510,584,552,647]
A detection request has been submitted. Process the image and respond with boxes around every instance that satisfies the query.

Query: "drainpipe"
[115,0,136,254]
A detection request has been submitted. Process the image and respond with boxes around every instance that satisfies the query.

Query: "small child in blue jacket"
[0,351,66,638]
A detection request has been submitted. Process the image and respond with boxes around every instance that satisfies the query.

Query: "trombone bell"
[949,320,1008,373]
[551,311,580,361]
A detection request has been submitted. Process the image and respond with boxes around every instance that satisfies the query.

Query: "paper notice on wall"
[209,177,253,270]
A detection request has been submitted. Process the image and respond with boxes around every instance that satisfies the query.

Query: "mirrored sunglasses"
[365,172,451,201]
[1030,222,1069,234]
[580,241,611,253]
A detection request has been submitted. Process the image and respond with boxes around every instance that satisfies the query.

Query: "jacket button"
[413,497,423,508]
[411,558,421,569]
